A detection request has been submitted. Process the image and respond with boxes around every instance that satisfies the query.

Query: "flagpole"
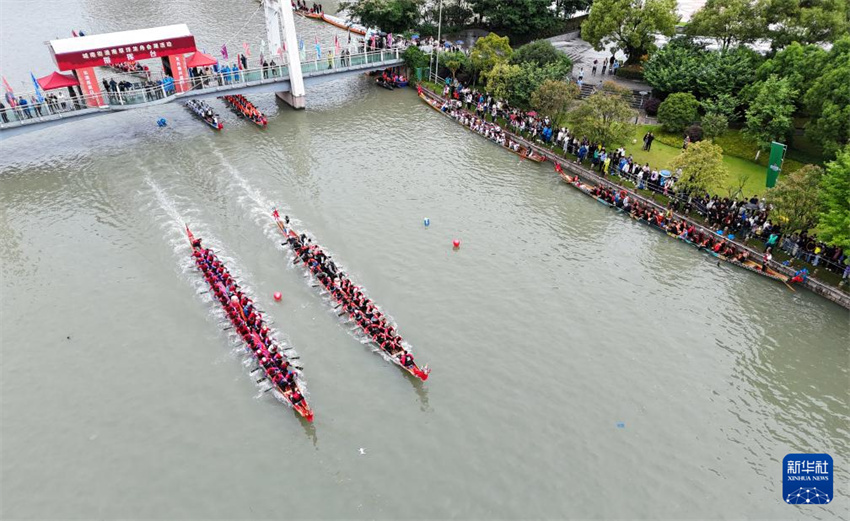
[433,0,443,83]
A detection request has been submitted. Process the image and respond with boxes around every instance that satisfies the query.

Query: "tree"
[668,140,729,193]
[695,46,761,98]
[567,87,636,146]
[701,93,740,122]
[817,145,850,249]
[685,0,765,52]
[554,0,594,18]
[766,164,824,235]
[803,39,850,158]
[763,0,850,50]
[744,75,796,154]
[531,80,580,121]
[702,112,729,139]
[340,0,423,34]
[643,37,704,94]
[657,92,700,133]
[469,32,513,83]
[755,42,828,104]
[442,51,469,80]
[581,0,679,65]
[402,45,430,72]
[511,41,562,68]
[485,63,526,105]
[468,0,557,37]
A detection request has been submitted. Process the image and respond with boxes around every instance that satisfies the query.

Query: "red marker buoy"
[452,239,461,249]
[273,292,282,301]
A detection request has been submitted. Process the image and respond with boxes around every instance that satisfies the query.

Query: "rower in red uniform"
[399,351,415,368]
[289,387,304,406]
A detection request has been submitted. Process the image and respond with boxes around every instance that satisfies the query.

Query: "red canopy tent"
[37,71,80,90]
[185,51,217,68]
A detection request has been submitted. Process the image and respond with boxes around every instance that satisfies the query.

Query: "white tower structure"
[264,0,306,108]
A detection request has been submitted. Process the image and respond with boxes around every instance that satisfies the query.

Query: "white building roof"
[50,24,192,54]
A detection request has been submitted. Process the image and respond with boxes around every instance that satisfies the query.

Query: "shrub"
[702,112,729,139]
[685,124,704,143]
[643,97,661,116]
[615,64,644,80]
[657,92,700,133]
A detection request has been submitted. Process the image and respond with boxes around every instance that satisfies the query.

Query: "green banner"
[766,141,786,188]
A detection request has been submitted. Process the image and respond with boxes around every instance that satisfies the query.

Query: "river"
[1,1,848,519]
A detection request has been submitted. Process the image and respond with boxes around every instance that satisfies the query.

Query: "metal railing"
[0,48,403,128]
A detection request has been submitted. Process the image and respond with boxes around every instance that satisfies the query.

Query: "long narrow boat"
[555,163,793,288]
[418,92,546,163]
[185,99,223,130]
[219,94,267,127]
[186,226,314,421]
[271,210,430,381]
[321,13,368,35]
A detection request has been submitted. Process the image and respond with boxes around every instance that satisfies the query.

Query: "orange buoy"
[273,292,282,301]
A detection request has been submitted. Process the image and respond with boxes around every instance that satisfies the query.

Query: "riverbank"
[418,85,850,310]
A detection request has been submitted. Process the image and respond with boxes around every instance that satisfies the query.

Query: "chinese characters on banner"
[75,67,105,107]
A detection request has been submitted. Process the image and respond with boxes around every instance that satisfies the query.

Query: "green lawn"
[628,125,769,197]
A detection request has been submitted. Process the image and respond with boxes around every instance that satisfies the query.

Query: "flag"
[221,44,229,60]
[2,76,15,107]
[299,39,306,61]
[334,35,341,55]
[30,73,43,103]
[315,36,321,60]
[243,42,251,57]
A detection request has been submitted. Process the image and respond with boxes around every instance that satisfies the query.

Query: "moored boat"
[271,210,430,381]
[554,162,793,288]
[419,92,546,163]
[186,226,314,421]
[321,13,368,35]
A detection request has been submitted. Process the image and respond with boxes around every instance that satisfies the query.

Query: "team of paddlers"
[221,94,267,126]
[190,235,306,407]
[277,213,423,374]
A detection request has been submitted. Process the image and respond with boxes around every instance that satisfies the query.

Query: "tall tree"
[766,165,824,235]
[469,32,513,82]
[744,75,797,154]
[567,84,636,146]
[762,0,850,50]
[340,0,423,33]
[685,0,766,52]
[755,42,828,103]
[581,0,679,65]
[531,80,580,122]
[442,51,469,80]
[695,46,761,98]
[468,0,556,37]
[803,38,850,158]
[817,145,850,250]
[668,141,729,193]
[643,37,705,94]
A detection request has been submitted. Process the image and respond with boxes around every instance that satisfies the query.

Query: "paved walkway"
[547,32,650,90]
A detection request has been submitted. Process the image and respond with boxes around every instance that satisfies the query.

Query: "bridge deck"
[0,49,403,139]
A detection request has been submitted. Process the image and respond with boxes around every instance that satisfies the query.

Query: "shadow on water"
[408,374,431,412]
[300,415,318,447]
